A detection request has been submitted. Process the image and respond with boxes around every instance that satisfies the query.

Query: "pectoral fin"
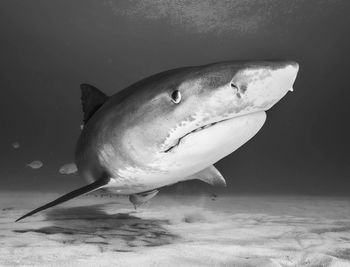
[129,189,159,209]
[186,165,226,187]
[15,176,111,222]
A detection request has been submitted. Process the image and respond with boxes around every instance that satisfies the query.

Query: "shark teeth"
[164,122,220,152]
[191,122,217,133]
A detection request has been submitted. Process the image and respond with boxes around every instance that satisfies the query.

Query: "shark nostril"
[230,83,237,90]
[231,82,243,98]
[230,83,239,94]
[240,84,247,94]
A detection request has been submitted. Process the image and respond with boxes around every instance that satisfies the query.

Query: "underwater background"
[0,1,349,194]
[1,1,350,266]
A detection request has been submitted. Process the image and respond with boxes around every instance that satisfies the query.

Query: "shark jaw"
[163,120,219,153]
[162,111,267,155]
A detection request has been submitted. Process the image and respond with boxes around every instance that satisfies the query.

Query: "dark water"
[0,0,349,194]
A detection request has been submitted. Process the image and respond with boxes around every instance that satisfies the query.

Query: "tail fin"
[15,176,111,222]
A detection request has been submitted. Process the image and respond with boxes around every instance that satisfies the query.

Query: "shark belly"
[107,111,266,194]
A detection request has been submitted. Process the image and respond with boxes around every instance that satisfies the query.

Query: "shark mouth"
[162,111,267,153]
[163,120,223,153]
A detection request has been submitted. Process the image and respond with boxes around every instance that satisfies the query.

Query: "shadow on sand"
[14,204,178,251]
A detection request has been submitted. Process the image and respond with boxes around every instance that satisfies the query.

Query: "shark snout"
[267,60,299,94]
[232,60,299,95]
[282,61,299,94]
[287,62,299,92]
[283,61,299,87]
[230,61,299,112]
[284,61,299,70]
[268,61,299,87]
[264,61,299,108]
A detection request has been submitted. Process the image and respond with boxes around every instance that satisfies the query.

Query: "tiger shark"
[16,60,299,222]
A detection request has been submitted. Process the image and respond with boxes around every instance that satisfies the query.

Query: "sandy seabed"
[1,192,350,266]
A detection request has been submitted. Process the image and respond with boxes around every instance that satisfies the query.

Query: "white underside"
[108,111,266,194]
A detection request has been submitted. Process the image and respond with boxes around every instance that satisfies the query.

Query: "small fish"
[12,142,20,149]
[59,163,78,175]
[26,161,43,169]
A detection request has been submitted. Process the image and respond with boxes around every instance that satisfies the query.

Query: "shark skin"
[16,60,299,222]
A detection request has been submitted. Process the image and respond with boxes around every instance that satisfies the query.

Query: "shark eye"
[171,90,181,104]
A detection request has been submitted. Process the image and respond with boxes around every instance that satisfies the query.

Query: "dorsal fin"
[80,84,109,124]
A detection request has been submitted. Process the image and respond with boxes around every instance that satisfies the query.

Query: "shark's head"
[97,61,299,179]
